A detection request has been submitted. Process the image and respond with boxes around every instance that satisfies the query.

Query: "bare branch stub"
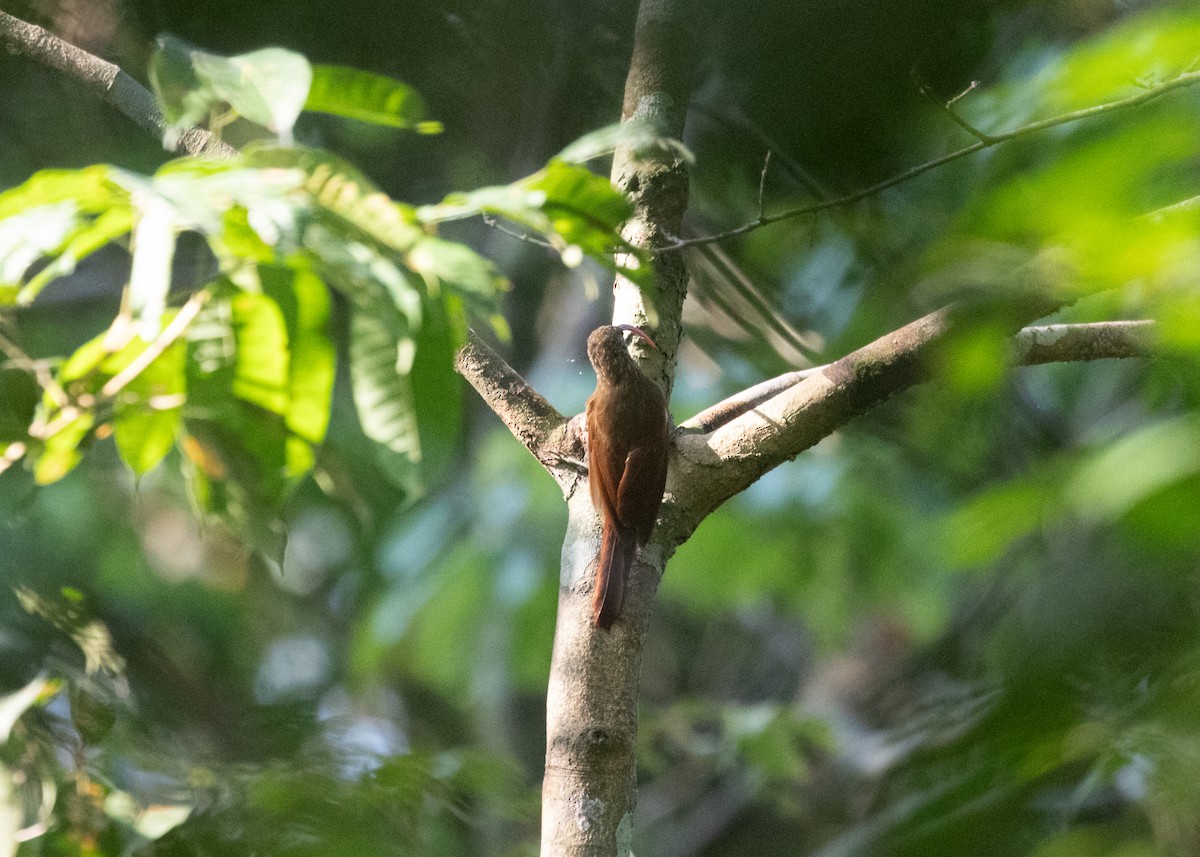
[1015,320,1154,365]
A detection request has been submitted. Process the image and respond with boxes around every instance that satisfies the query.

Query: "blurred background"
[3,0,1200,854]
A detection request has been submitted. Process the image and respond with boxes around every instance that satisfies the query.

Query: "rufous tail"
[593,520,634,629]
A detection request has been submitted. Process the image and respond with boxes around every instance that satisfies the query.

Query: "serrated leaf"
[306,64,441,132]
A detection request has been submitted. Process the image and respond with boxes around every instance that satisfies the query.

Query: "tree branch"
[668,295,1089,538]
[454,330,582,488]
[682,319,1156,435]
[1014,319,1154,365]
[666,70,1200,249]
[0,11,237,160]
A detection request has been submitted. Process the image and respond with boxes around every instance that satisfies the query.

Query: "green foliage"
[419,157,654,294]
[151,35,314,145]
[7,4,1200,857]
[306,64,443,133]
[0,44,653,520]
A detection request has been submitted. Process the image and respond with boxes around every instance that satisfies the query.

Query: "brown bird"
[585,324,670,629]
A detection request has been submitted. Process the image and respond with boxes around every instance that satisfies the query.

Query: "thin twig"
[0,330,70,407]
[481,214,557,249]
[947,80,980,107]
[101,290,210,399]
[757,150,772,219]
[668,70,1200,250]
[921,82,997,144]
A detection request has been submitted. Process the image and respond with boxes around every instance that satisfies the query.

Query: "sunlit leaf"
[0,201,80,298]
[112,338,186,475]
[128,193,178,341]
[259,266,335,476]
[0,165,120,220]
[406,237,507,297]
[18,208,135,304]
[151,36,313,145]
[245,145,424,252]
[1066,414,1200,522]
[417,158,651,290]
[1043,8,1200,109]
[34,411,94,484]
[556,119,694,165]
[229,289,290,415]
[306,64,441,132]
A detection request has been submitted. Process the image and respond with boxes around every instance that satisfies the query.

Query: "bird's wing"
[616,440,668,544]
[586,398,621,526]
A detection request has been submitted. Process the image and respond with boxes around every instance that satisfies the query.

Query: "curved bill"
[614,323,659,350]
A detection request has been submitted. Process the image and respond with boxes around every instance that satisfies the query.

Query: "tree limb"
[0,11,237,160]
[454,330,582,488]
[1014,320,1154,365]
[666,70,1200,249]
[682,319,1157,435]
[668,297,1090,538]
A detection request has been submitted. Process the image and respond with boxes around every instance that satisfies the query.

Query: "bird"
[584,324,670,629]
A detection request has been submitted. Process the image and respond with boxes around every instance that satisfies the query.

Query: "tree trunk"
[539,1,696,854]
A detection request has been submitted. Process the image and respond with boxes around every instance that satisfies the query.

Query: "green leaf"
[306,65,441,132]
[0,368,38,443]
[18,208,134,304]
[259,266,335,476]
[943,480,1050,567]
[229,289,291,416]
[555,119,693,165]
[128,195,178,340]
[0,202,80,294]
[34,412,94,484]
[245,145,424,253]
[409,298,464,485]
[0,165,120,220]
[1066,415,1200,522]
[406,237,506,297]
[112,339,186,475]
[151,36,313,145]
[350,308,421,495]
[1042,8,1200,109]
[417,158,650,290]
